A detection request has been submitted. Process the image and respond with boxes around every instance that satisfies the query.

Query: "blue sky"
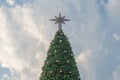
[0,0,120,80]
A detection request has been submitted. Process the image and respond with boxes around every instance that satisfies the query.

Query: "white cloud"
[76,49,97,80]
[0,4,49,80]
[77,49,92,62]
[0,8,25,72]
[6,0,15,6]
[106,0,120,18]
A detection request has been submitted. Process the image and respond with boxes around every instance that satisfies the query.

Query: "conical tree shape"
[40,30,81,80]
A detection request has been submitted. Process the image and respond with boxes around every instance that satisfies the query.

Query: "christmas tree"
[39,13,81,80]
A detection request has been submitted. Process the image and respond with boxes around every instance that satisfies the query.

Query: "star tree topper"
[50,13,70,30]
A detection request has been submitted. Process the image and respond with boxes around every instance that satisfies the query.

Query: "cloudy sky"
[0,0,120,80]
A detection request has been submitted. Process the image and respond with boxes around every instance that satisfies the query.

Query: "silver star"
[50,13,70,30]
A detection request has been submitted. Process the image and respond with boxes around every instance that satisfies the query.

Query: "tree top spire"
[50,13,70,30]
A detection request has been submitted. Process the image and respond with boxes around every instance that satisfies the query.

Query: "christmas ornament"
[64,50,67,53]
[60,69,62,74]
[56,60,59,63]
[67,60,69,63]
[50,70,53,74]
[68,71,72,74]
[54,50,57,53]
[59,40,62,42]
